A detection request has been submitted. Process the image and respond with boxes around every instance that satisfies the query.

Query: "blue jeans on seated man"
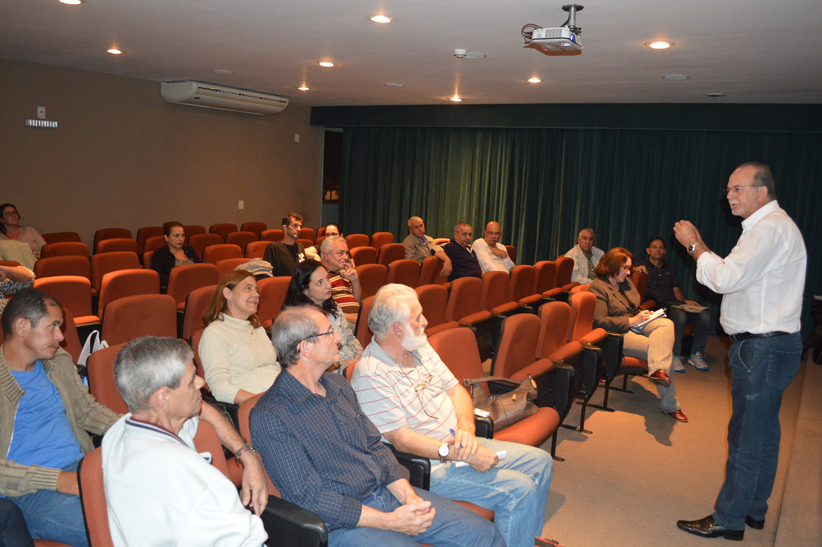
[429,437,553,547]
[0,498,35,547]
[713,333,801,531]
[667,306,711,357]
[11,460,88,547]
[329,484,506,547]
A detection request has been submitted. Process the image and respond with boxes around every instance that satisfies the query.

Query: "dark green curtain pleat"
[340,127,821,332]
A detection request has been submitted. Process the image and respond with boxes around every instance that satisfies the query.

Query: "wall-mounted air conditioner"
[160,81,289,115]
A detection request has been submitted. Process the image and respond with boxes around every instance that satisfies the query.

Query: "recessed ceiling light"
[107,48,122,55]
[645,41,674,49]
[527,77,542,83]
[317,61,336,67]
[370,15,392,23]
[59,0,83,4]
[663,74,689,80]
[450,96,462,102]
[298,86,310,91]
[384,83,404,88]
[705,92,726,98]
[213,69,233,75]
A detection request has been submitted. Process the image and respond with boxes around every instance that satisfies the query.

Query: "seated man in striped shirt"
[351,284,554,547]
[320,236,362,327]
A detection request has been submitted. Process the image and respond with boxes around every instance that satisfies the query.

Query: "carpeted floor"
[537,334,819,547]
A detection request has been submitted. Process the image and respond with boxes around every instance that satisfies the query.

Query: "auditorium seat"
[182,225,206,244]
[182,284,217,341]
[34,276,99,326]
[241,222,266,239]
[355,264,388,300]
[209,223,238,242]
[143,235,166,255]
[386,259,420,288]
[96,238,139,255]
[299,227,315,242]
[260,229,284,242]
[345,234,370,250]
[102,294,177,346]
[97,269,160,321]
[216,257,251,278]
[245,240,269,259]
[41,232,81,244]
[34,256,91,281]
[203,244,243,265]
[370,232,393,251]
[167,263,220,311]
[135,226,163,255]
[225,231,257,254]
[90,252,141,294]
[415,284,458,336]
[187,233,222,260]
[256,276,290,329]
[350,246,378,266]
[93,228,131,254]
[377,243,405,266]
[40,242,90,259]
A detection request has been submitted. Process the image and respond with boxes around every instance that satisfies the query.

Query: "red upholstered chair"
[569,284,589,295]
[209,224,238,242]
[245,241,270,259]
[237,393,278,494]
[345,234,370,250]
[182,285,217,341]
[418,256,444,286]
[34,276,99,326]
[90,252,141,294]
[135,226,163,255]
[480,271,515,315]
[550,256,580,298]
[504,245,516,264]
[216,257,251,278]
[98,269,160,320]
[102,294,177,346]
[429,327,560,448]
[59,307,83,363]
[182,225,206,245]
[40,242,90,259]
[142,251,154,270]
[445,277,494,361]
[34,255,91,281]
[93,228,131,254]
[167,263,220,311]
[350,246,378,266]
[386,259,420,288]
[256,276,290,329]
[355,264,387,300]
[87,343,129,414]
[520,260,556,311]
[314,236,327,249]
[354,295,376,348]
[77,447,116,547]
[260,229,284,242]
[415,285,458,336]
[377,243,405,266]
[187,233,222,260]
[41,232,81,244]
[370,232,394,252]
[203,244,243,265]
[241,222,267,239]
[96,238,138,255]
[190,328,209,389]
[296,238,314,249]
[299,227,315,242]
[143,235,166,255]
[316,226,327,239]
[225,231,257,254]
[507,265,536,303]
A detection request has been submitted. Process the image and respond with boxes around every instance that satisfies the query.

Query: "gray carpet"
[537,335,818,547]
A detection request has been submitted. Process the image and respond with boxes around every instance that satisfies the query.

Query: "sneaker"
[688,353,709,371]
[673,356,687,373]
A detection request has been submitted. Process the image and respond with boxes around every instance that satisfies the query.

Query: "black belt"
[730,331,789,342]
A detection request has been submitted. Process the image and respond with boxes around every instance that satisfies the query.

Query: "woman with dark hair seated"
[0,204,46,259]
[150,221,201,288]
[285,260,363,373]
[199,270,280,404]
[588,247,688,422]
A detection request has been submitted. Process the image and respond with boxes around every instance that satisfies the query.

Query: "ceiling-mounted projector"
[522,4,583,54]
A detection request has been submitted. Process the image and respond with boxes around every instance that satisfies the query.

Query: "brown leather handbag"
[463,375,539,431]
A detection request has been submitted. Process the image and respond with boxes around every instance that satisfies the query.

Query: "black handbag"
[463,375,539,431]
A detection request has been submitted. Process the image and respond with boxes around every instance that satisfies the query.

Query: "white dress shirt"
[696,200,806,335]
[472,238,515,273]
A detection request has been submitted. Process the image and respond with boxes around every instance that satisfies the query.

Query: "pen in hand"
[449,429,464,448]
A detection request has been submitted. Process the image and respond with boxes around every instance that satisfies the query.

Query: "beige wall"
[0,58,323,247]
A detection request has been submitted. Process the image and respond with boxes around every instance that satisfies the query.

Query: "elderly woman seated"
[0,204,46,259]
[199,270,280,404]
[284,260,363,373]
[0,263,35,316]
[588,247,688,423]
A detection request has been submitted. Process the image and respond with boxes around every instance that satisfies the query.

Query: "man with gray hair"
[320,236,362,325]
[442,222,483,282]
[103,336,268,547]
[564,228,604,284]
[402,217,453,277]
[252,306,504,547]
[351,284,554,547]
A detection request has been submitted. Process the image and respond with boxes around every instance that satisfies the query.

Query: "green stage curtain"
[341,127,822,333]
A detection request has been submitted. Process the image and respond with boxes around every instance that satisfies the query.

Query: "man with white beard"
[350,284,554,547]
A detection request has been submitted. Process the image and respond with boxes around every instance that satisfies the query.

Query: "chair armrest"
[261,495,328,547]
[387,443,431,490]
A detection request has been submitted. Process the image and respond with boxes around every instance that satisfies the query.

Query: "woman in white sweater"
[199,270,280,404]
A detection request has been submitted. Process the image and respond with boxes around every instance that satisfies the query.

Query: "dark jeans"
[712,333,801,530]
[667,306,711,356]
[0,498,34,547]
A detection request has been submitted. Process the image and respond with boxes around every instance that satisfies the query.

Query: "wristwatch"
[437,443,450,462]
[687,241,702,256]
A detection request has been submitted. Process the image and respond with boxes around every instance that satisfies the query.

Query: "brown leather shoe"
[677,515,744,540]
[648,369,671,387]
[663,409,688,422]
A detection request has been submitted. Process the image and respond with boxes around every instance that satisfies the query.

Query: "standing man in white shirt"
[674,162,806,541]
[564,228,604,285]
[472,221,515,274]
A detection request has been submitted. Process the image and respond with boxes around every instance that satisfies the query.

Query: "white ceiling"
[2,0,821,107]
